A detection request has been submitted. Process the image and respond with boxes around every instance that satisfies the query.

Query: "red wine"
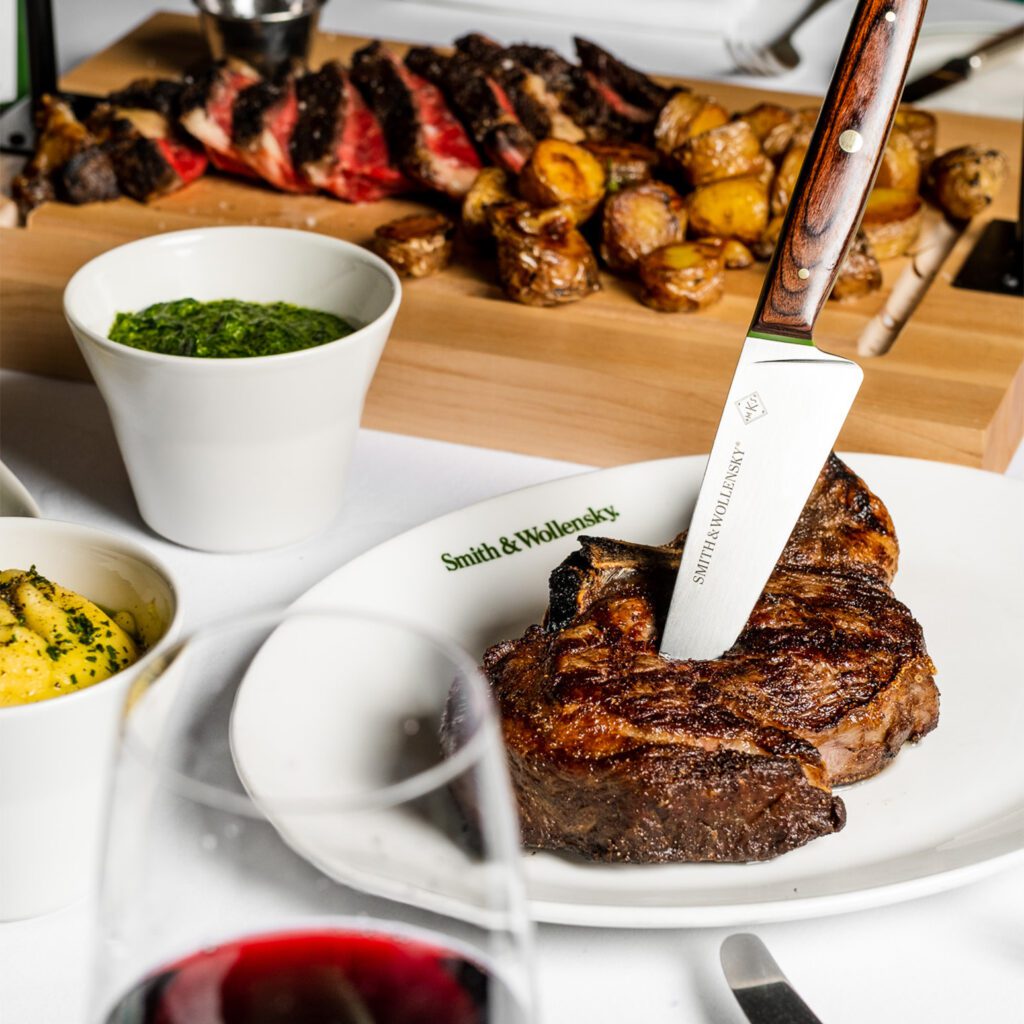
[104,928,496,1024]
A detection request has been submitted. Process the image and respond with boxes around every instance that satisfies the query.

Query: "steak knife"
[660,0,927,662]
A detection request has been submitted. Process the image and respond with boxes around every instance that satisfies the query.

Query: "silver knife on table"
[721,934,824,1024]
[660,0,927,662]
[902,22,1024,103]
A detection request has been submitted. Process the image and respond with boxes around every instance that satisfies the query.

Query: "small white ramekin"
[64,226,401,552]
[0,517,180,920]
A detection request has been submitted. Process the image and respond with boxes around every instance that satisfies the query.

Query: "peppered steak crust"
[482,455,938,863]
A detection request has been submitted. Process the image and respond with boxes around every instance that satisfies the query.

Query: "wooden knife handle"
[750,0,927,340]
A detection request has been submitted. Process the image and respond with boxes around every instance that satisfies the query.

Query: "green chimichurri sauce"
[108,298,356,358]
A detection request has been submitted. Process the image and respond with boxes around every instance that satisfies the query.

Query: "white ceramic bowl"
[0,518,180,920]
[64,227,401,552]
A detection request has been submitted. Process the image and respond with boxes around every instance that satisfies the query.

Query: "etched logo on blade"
[736,391,768,425]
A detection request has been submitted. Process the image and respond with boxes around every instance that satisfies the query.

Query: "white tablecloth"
[4,1,1024,1019]
[1,370,1022,1023]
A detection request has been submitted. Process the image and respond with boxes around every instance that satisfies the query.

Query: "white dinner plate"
[233,454,1024,928]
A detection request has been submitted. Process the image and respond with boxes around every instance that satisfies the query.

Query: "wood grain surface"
[754,0,925,339]
[1,12,1022,470]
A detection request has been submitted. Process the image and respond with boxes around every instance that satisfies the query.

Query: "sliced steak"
[405,46,535,173]
[88,102,207,202]
[292,60,409,202]
[351,41,481,198]
[12,96,119,213]
[180,60,263,179]
[476,455,939,863]
[504,43,639,142]
[230,69,311,192]
[573,36,672,131]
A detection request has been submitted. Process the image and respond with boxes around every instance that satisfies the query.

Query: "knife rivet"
[839,129,863,153]
[884,10,896,21]
[798,268,810,280]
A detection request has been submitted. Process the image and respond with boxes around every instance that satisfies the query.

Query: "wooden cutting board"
[2,12,1022,470]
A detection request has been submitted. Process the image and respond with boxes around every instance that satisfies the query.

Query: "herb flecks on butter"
[109,298,355,359]
[0,566,141,707]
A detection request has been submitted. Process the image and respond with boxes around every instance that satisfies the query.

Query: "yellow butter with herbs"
[0,567,140,707]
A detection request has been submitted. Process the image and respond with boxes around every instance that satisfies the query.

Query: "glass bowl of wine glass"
[91,608,534,1024]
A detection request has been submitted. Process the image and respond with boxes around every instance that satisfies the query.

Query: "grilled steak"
[351,41,481,198]
[504,43,640,141]
[454,33,586,144]
[573,36,672,133]
[230,69,311,192]
[291,61,409,202]
[405,46,535,173]
[88,99,207,203]
[180,60,263,179]
[11,96,119,213]
[476,455,938,863]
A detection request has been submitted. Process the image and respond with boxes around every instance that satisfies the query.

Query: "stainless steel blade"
[659,334,862,661]
[720,933,823,1024]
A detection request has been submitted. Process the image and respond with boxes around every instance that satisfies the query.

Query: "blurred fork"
[726,0,835,76]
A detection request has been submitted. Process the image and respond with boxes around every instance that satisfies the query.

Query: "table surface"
[2,369,1022,1024]
[4,1,1024,1020]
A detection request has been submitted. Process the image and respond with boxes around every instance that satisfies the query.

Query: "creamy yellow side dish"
[0,567,140,707]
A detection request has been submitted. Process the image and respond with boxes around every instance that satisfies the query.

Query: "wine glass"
[90,609,534,1024]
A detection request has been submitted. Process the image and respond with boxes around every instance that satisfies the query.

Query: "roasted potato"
[697,236,755,269]
[673,120,769,187]
[490,202,601,306]
[860,188,922,260]
[638,241,726,312]
[688,176,769,245]
[370,212,455,278]
[894,107,937,169]
[584,141,659,192]
[518,139,606,223]
[653,92,729,156]
[462,167,515,241]
[830,234,882,302]
[751,215,785,261]
[601,182,687,273]
[734,103,799,161]
[771,141,808,217]
[788,108,819,150]
[875,127,921,192]
[926,145,1009,220]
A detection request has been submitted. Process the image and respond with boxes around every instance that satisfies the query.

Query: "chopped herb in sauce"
[109,298,356,359]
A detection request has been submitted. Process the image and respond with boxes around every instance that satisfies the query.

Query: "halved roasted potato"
[518,139,606,223]
[462,167,514,240]
[638,241,726,312]
[771,141,808,217]
[688,175,769,245]
[697,236,755,269]
[673,120,769,187]
[489,201,601,306]
[926,145,1009,220]
[653,92,729,156]
[875,127,921,192]
[830,233,882,302]
[371,212,454,277]
[860,188,922,260]
[583,141,659,192]
[601,181,687,273]
[894,107,937,169]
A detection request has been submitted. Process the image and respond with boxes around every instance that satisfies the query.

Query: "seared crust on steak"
[480,455,938,863]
